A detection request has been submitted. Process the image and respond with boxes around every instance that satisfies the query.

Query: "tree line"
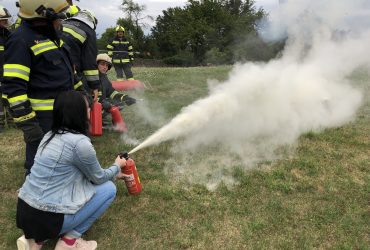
[97,0,284,66]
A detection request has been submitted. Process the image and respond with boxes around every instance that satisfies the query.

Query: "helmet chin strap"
[35,5,67,20]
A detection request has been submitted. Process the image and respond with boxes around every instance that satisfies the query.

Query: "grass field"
[0,66,369,249]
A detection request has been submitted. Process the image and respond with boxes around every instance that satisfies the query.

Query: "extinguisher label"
[124,174,135,188]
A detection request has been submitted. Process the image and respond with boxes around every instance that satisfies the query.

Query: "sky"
[0,0,279,36]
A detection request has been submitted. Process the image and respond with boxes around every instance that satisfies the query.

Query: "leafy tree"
[152,0,272,65]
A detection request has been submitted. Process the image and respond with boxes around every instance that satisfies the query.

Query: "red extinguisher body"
[109,106,128,132]
[89,101,102,136]
[122,158,142,195]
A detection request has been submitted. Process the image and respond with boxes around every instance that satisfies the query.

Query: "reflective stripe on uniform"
[128,46,133,50]
[83,70,99,81]
[13,111,36,123]
[107,51,113,56]
[74,80,83,90]
[3,64,30,81]
[110,91,120,99]
[107,44,114,49]
[8,94,28,107]
[63,25,87,43]
[0,45,4,51]
[31,41,58,56]
[29,98,54,111]
[2,94,7,99]
[112,41,129,44]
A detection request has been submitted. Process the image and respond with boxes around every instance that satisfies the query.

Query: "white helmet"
[96,53,112,70]
[17,0,69,19]
[70,9,97,30]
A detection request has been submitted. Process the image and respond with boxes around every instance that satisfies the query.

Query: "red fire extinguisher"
[89,101,102,136]
[119,152,142,195]
[109,106,128,132]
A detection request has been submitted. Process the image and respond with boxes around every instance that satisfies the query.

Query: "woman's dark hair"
[42,91,89,149]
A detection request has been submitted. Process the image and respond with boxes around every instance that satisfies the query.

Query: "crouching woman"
[16,91,126,250]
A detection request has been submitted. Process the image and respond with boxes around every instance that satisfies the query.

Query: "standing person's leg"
[24,112,53,176]
[122,63,134,80]
[0,94,5,132]
[60,181,117,238]
[113,63,124,80]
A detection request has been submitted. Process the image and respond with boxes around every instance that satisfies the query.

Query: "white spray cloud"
[130,0,369,188]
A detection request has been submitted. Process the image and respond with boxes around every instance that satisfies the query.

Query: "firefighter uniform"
[62,12,100,93]
[99,72,135,110]
[2,21,74,172]
[0,23,11,131]
[107,26,134,80]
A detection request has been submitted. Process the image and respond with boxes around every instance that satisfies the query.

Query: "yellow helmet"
[96,53,112,70]
[115,25,125,32]
[17,0,69,19]
[67,5,80,17]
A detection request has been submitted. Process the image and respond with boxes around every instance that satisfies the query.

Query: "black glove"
[101,99,112,111]
[123,95,136,106]
[18,118,44,143]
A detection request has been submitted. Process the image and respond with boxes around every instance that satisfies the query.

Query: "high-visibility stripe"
[74,81,83,90]
[122,59,130,62]
[110,91,120,99]
[107,45,114,49]
[128,77,135,80]
[0,46,4,51]
[29,98,54,111]
[8,94,28,107]
[83,70,98,76]
[63,25,86,43]
[112,41,129,44]
[128,52,134,56]
[128,46,133,50]
[85,75,99,81]
[107,51,113,56]
[2,94,7,99]
[13,111,36,123]
[31,40,59,56]
[83,70,99,82]
[3,64,30,81]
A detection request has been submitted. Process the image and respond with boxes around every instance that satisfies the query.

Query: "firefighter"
[2,0,74,175]
[61,9,99,100]
[96,53,136,132]
[0,5,12,132]
[107,25,135,81]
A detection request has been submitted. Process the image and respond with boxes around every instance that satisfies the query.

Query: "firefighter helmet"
[17,0,69,19]
[115,25,125,32]
[67,4,80,16]
[70,9,98,30]
[96,53,112,70]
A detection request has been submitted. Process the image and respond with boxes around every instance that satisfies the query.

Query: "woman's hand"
[115,155,126,168]
[115,155,128,180]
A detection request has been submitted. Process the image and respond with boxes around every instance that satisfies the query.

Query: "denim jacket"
[18,131,119,214]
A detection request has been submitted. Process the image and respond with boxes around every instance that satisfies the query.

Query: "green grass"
[0,66,369,249]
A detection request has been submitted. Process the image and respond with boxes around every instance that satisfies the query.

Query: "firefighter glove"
[101,99,112,111]
[18,119,44,143]
[123,95,136,106]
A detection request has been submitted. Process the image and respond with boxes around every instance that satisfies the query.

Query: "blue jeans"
[59,181,117,238]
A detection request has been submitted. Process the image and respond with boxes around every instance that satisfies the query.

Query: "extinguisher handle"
[119,152,129,160]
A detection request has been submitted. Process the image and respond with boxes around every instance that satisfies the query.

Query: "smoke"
[130,0,369,188]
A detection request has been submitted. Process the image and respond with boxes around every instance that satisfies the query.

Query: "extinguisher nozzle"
[119,152,129,160]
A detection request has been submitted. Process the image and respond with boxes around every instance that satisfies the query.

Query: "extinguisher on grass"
[119,152,142,195]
